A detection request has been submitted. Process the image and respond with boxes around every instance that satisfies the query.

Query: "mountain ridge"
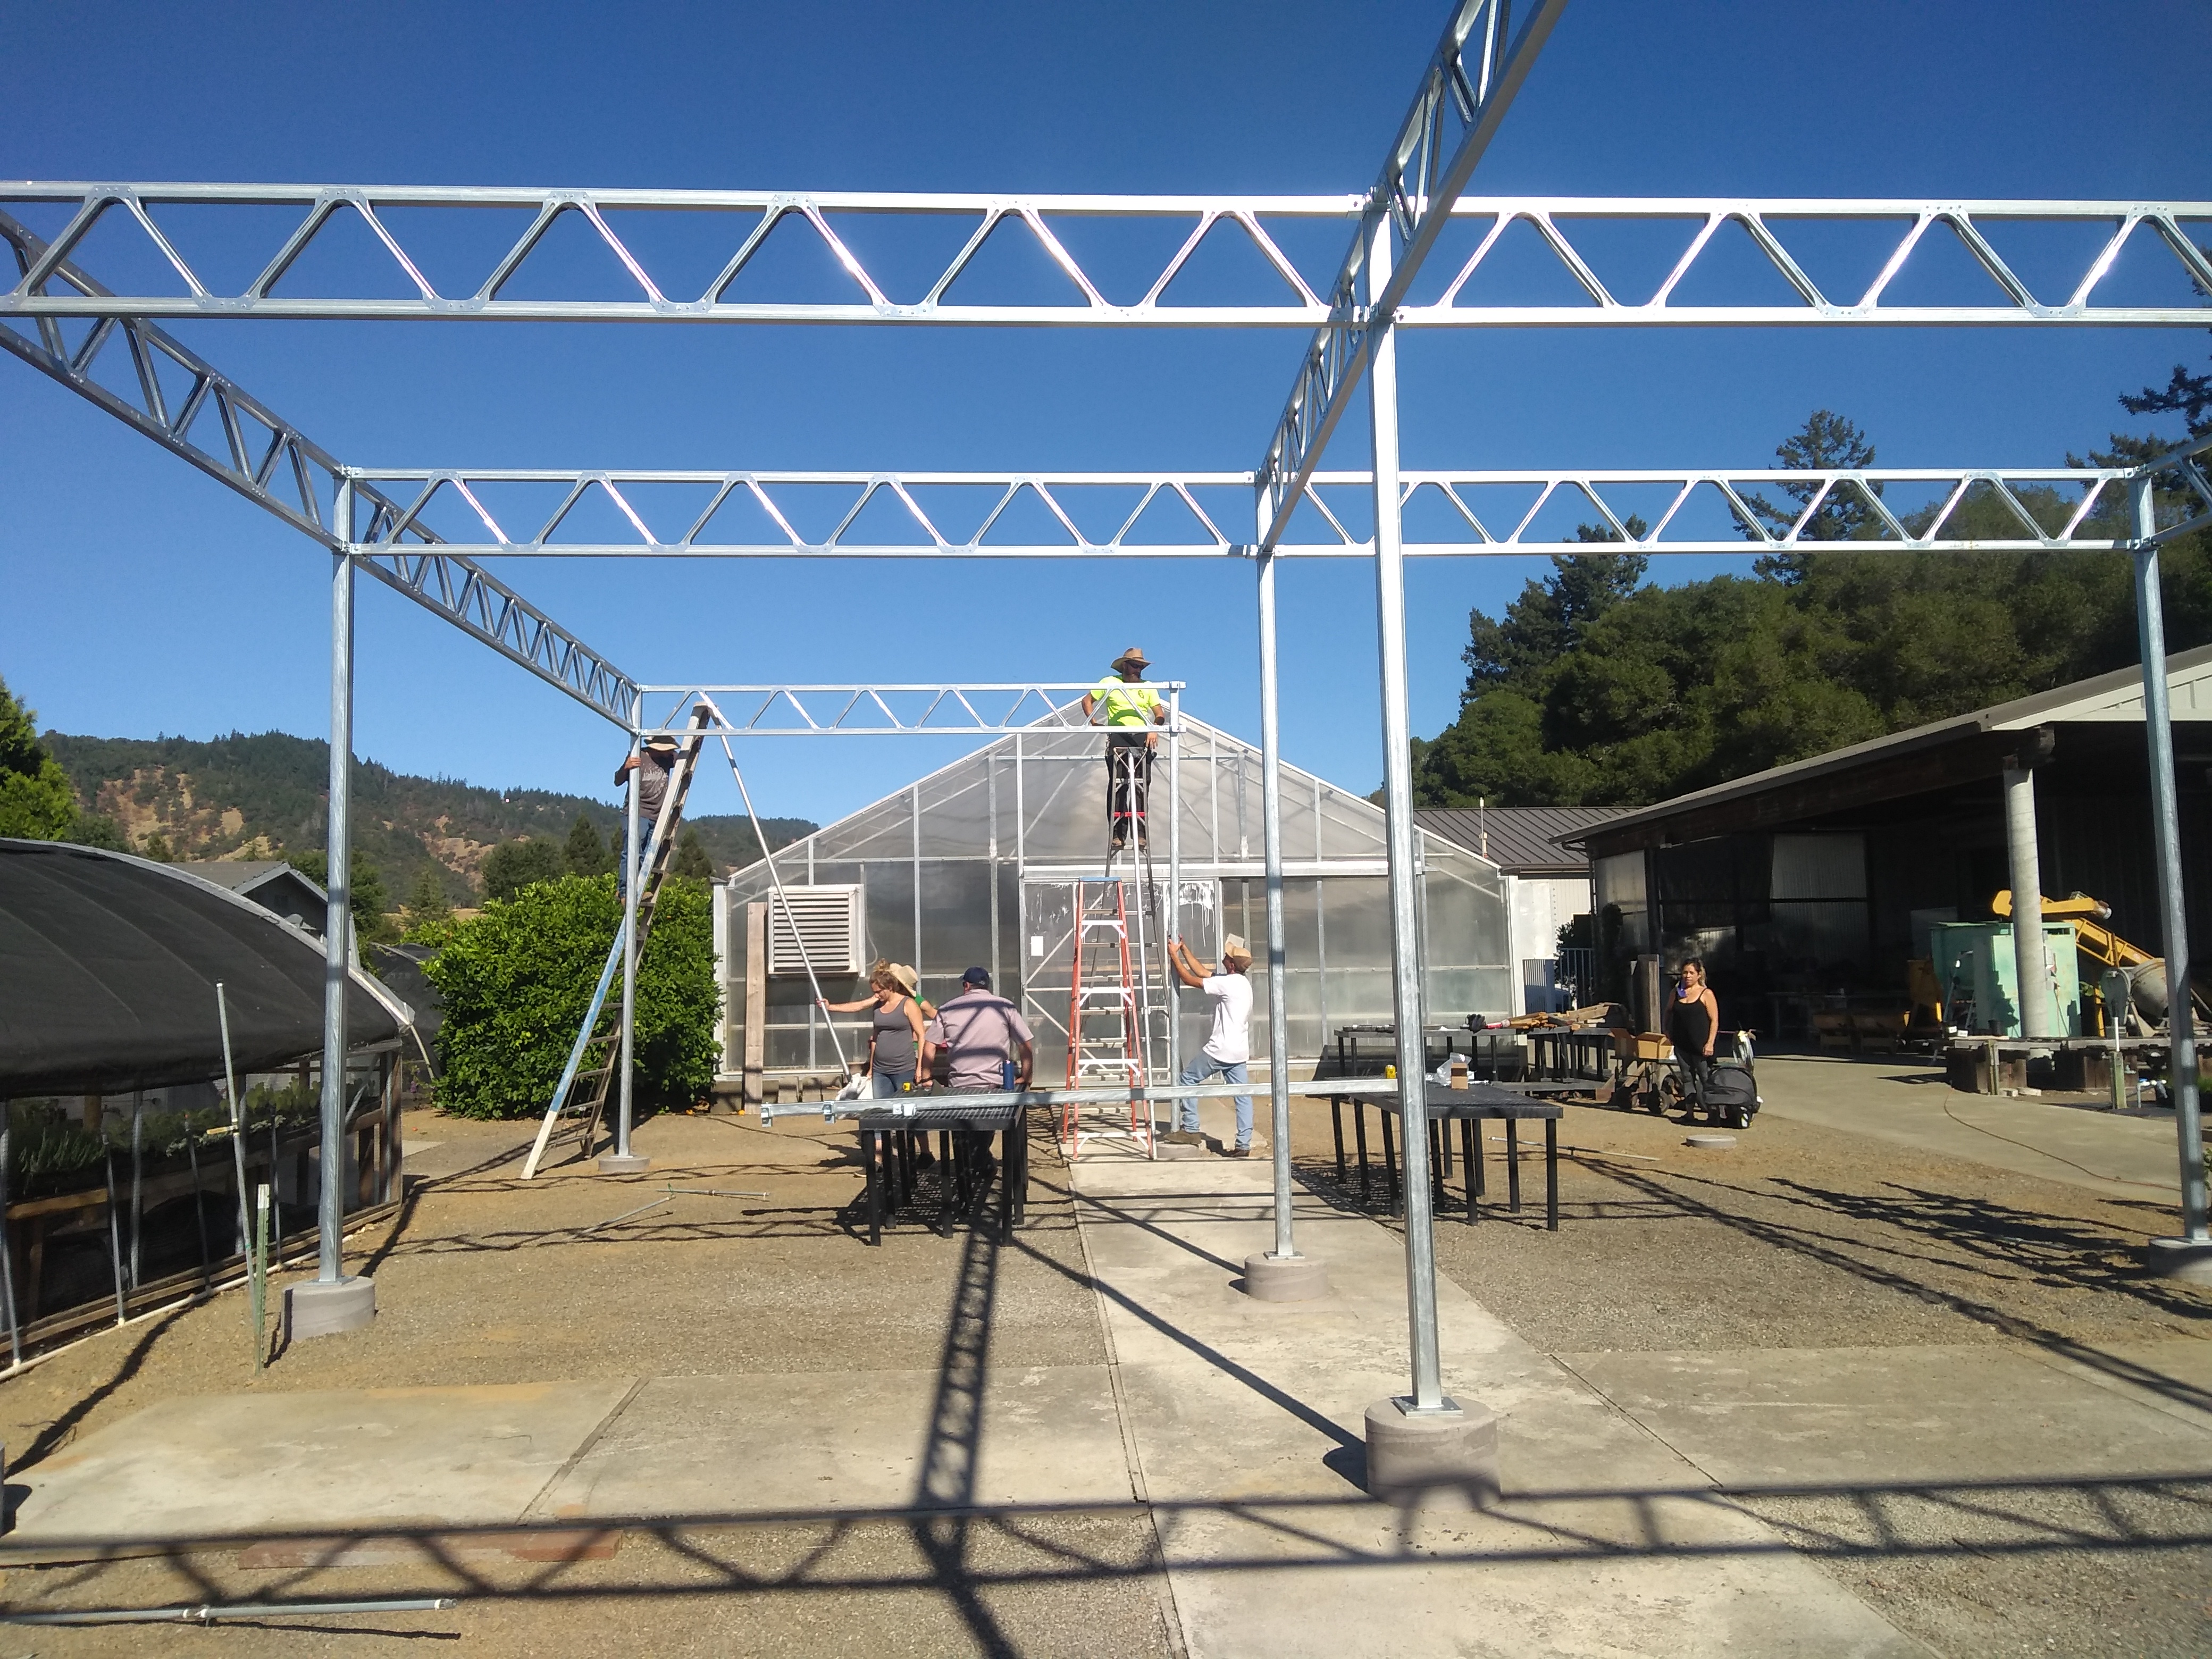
[42,729,814,903]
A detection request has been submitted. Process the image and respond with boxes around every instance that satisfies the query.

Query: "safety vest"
[1092,676,1161,728]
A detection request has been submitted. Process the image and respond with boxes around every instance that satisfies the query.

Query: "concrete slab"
[4,1380,635,1554]
[1756,1053,2194,1197]
[1560,1344,2212,1487]
[1070,1156,1923,1655]
[535,1365,1133,1520]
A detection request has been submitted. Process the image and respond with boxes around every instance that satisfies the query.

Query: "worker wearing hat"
[613,732,682,893]
[1080,646,1168,852]
[1167,933,1255,1155]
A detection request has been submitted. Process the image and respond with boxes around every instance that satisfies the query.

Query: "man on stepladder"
[611,733,680,894]
[1166,934,1254,1156]
[1080,646,1167,852]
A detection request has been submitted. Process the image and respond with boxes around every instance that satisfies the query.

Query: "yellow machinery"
[1992,890,2211,1032]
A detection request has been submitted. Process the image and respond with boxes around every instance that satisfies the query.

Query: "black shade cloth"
[0,839,406,1096]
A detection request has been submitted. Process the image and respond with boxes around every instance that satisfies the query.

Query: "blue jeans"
[1178,1055,1251,1146]
[615,818,659,896]
[873,1068,914,1099]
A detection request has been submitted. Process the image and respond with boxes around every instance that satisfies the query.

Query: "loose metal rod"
[2132,476,2210,1249]
[1367,221,1447,1414]
[1,1597,459,1626]
[217,982,248,1256]
[713,725,849,1074]
[317,491,354,1285]
[1255,548,1297,1262]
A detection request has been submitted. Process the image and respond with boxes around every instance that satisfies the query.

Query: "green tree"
[424,874,720,1119]
[402,866,454,940]
[68,813,128,851]
[1739,409,1881,583]
[139,831,175,862]
[295,849,395,944]
[563,812,612,877]
[0,674,79,840]
[481,837,563,902]
[1462,519,1649,698]
[671,826,715,879]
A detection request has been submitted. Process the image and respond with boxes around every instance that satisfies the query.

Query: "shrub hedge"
[423,874,720,1120]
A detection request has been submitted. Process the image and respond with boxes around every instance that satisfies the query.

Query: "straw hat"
[1222,933,1252,963]
[1110,644,1151,674]
[889,962,920,995]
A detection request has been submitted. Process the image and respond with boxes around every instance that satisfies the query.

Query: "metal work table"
[1526,1026,1617,1086]
[1323,1083,1563,1230]
[850,1099,1028,1245]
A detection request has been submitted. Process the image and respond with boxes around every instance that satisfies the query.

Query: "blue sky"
[4,0,2210,832]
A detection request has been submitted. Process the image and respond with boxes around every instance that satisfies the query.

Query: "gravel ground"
[1288,1089,2212,1657]
[0,1108,1176,1658]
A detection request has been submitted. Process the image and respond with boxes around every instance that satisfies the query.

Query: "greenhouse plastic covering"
[0,839,406,1095]
[722,712,1511,1077]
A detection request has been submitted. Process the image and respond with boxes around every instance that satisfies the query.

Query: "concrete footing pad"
[2146,1235,2212,1281]
[282,1275,375,1342]
[1363,1396,1497,1507]
[597,1152,650,1175]
[1243,1251,1328,1301]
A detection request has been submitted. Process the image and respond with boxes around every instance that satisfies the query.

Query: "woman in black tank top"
[820,961,933,1098]
[1669,958,1719,1100]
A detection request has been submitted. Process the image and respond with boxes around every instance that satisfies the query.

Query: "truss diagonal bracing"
[6,182,2207,330]
[634,682,1185,738]
[337,464,2202,558]
[0,208,638,728]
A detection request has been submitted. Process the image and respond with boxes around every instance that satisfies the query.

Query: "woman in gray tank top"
[821,961,933,1097]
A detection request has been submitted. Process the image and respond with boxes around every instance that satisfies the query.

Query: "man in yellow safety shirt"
[1080,645,1168,852]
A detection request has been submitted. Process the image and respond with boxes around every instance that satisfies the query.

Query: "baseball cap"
[962,966,992,987]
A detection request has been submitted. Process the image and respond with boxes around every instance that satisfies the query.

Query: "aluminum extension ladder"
[522,706,713,1178]
[1059,745,1170,1160]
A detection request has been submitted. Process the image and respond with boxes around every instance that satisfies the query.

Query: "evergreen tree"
[1738,409,1881,583]
[1462,518,1649,698]
[139,831,175,862]
[563,811,612,876]
[295,848,395,942]
[403,866,454,938]
[0,673,80,840]
[481,837,564,902]
[671,826,715,879]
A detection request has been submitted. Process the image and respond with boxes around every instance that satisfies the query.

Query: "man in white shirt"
[1166,933,1254,1156]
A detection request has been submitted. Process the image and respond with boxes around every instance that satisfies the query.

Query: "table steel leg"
[1546,1119,1559,1231]
[1437,1114,1452,1181]
[1000,1125,1017,1242]
[1427,1118,1445,1204]
[1380,1112,1400,1215]
[1507,1119,1523,1213]
[1460,1118,1477,1222]
[865,1129,882,1247]
[1013,1113,1028,1226]
[1354,1101,1371,1204]
[1331,1099,1347,1184]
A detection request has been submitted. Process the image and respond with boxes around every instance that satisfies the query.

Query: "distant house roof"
[174,860,328,933]
[1577,643,2212,856]
[1414,807,1621,876]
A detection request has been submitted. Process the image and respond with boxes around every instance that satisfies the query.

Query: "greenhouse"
[717,711,1513,1087]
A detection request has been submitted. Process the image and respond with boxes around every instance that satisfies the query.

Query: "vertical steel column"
[1367,217,1445,1411]
[2132,479,2209,1255]
[1168,686,1183,1131]
[1256,548,1297,1261]
[316,482,355,1284]
[616,707,642,1161]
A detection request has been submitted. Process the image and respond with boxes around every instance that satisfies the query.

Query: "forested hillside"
[37,728,812,904]
[1411,376,2212,809]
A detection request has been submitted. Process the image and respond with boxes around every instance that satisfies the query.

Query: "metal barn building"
[716,714,1513,1091]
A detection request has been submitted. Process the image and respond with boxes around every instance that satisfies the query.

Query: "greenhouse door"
[1019,880,1080,1085]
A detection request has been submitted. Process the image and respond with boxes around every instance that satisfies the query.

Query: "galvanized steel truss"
[636,683,1184,739]
[4,183,2206,331]
[0,208,638,727]
[340,459,2212,559]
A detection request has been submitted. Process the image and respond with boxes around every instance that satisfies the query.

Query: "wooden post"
[744,901,768,1111]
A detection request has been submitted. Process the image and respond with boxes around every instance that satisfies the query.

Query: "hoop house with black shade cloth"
[0,839,406,1096]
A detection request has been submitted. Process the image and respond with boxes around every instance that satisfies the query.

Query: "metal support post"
[1167,687,1183,1133]
[1257,552,1296,1256]
[1367,221,1444,1402]
[288,482,375,1339]
[2133,476,2210,1273]
[2002,757,2055,1038]
[317,517,353,1284]
[606,706,646,1173]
